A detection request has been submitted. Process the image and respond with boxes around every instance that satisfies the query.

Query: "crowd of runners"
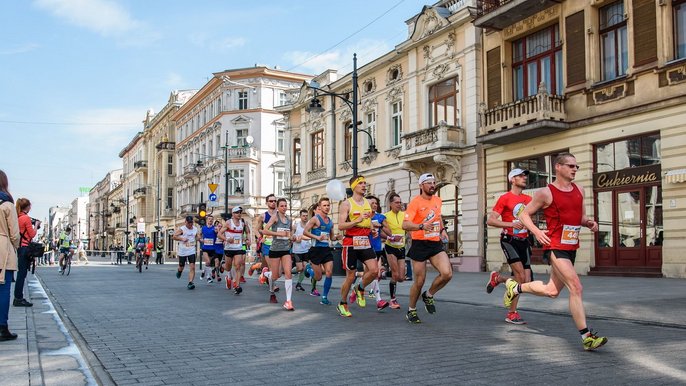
[170,153,608,351]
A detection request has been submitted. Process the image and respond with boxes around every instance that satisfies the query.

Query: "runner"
[200,215,218,283]
[402,173,453,324]
[511,153,608,351]
[212,219,225,282]
[218,207,249,294]
[260,198,295,310]
[383,193,407,309]
[172,216,199,290]
[366,195,389,311]
[485,168,533,324]
[336,175,379,317]
[303,197,337,305]
[255,194,277,277]
[291,209,311,292]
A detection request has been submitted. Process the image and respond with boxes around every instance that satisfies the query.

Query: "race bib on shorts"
[203,238,214,246]
[352,236,371,250]
[561,225,581,245]
[388,234,404,247]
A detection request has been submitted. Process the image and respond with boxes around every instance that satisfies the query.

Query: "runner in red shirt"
[508,153,608,351]
[402,173,453,324]
[485,168,533,324]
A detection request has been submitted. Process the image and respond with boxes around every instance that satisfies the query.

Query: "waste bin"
[332,246,345,276]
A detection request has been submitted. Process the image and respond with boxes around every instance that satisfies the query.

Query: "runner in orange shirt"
[402,173,453,324]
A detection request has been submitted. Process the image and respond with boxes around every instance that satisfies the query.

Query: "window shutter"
[565,11,586,86]
[633,0,657,66]
[486,47,501,108]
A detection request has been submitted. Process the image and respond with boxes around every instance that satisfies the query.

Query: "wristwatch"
[418,224,424,230]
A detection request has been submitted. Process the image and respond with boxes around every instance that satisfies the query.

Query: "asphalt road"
[37,260,686,385]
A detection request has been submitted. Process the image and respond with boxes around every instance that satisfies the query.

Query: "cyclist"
[133,232,148,271]
[57,227,72,274]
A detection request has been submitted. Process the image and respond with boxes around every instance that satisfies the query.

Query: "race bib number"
[389,234,404,247]
[561,225,581,245]
[184,241,194,248]
[203,238,214,246]
[320,233,329,242]
[276,227,290,240]
[423,222,441,238]
[352,236,371,250]
[227,235,242,244]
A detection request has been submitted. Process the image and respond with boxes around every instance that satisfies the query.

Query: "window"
[365,112,376,150]
[391,101,403,147]
[600,1,628,80]
[428,76,459,126]
[311,130,325,170]
[167,188,173,209]
[228,169,244,194]
[509,152,564,190]
[293,138,301,175]
[512,24,563,100]
[238,91,248,110]
[595,133,661,172]
[216,135,221,155]
[276,171,285,196]
[217,97,222,113]
[344,120,353,161]
[278,91,288,106]
[167,155,173,175]
[675,0,686,59]
[236,129,248,147]
[277,129,285,153]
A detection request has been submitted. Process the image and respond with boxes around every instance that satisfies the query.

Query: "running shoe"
[217,276,222,282]
[505,311,527,325]
[240,276,246,283]
[354,286,366,308]
[269,293,277,303]
[310,289,320,297]
[348,290,356,304]
[220,265,225,273]
[503,279,519,308]
[422,291,436,314]
[295,283,305,292]
[320,296,330,305]
[258,268,269,285]
[389,298,401,309]
[201,271,205,279]
[582,330,608,351]
[248,262,261,276]
[175,270,181,279]
[367,289,376,298]
[376,299,389,311]
[207,277,213,284]
[283,300,294,311]
[273,286,280,292]
[225,278,232,290]
[234,286,243,295]
[187,282,195,290]
[406,310,421,324]
[486,271,500,294]
[337,303,352,317]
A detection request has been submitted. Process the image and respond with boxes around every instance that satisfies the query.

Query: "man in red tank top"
[508,153,608,351]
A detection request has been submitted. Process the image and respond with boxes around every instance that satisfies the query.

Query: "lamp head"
[305,98,324,114]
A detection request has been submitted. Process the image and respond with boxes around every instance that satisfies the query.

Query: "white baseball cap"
[418,173,435,184]
[508,168,529,182]
[232,206,243,213]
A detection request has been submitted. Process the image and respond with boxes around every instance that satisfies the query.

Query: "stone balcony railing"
[179,203,198,216]
[226,146,259,161]
[479,83,566,136]
[400,122,466,158]
[156,141,175,151]
[307,168,327,182]
[180,164,199,180]
[161,208,175,218]
[134,160,148,170]
[133,187,146,198]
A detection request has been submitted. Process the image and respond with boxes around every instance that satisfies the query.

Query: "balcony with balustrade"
[133,160,148,171]
[133,187,147,199]
[179,203,198,217]
[226,146,259,163]
[477,82,569,145]
[473,0,563,30]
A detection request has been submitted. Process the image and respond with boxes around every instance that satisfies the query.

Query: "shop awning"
[666,169,686,183]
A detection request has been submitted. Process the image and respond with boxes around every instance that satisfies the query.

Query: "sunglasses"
[268,200,276,203]
[562,163,580,170]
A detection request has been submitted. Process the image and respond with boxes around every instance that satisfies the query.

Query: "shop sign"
[594,164,661,189]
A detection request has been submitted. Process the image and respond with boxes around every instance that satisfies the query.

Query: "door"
[596,186,662,267]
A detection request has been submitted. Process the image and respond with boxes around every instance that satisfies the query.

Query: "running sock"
[285,279,293,301]
[298,271,305,284]
[323,277,332,297]
[357,284,365,293]
[389,281,396,299]
[579,328,590,339]
[371,280,381,302]
[265,270,273,291]
[408,307,416,311]
[204,266,212,278]
[426,290,433,298]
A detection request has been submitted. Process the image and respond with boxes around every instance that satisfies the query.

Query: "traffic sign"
[208,183,218,193]
[208,193,217,202]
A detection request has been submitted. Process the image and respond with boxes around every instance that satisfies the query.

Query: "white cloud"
[213,37,246,50]
[283,39,393,74]
[33,0,160,45]
[0,43,40,55]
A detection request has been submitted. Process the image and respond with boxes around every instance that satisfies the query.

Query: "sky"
[0,0,427,222]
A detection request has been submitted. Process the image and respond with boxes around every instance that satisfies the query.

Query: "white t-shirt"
[292,221,311,254]
[223,219,245,251]
[177,225,198,257]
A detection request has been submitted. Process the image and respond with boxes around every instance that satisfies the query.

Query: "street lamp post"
[305,54,377,177]
[110,189,130,247]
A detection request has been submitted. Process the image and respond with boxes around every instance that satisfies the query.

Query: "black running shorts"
[407,240,444,262]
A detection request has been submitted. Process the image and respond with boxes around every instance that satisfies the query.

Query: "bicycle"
[135,249,144,273]
[60,249,73,276]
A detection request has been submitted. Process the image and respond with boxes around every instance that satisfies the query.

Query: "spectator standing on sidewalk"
[485,168,532,325]
[76,240,89,265]
[15,198,39,307]
[513,152,607,351]
[0,170,20,341]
